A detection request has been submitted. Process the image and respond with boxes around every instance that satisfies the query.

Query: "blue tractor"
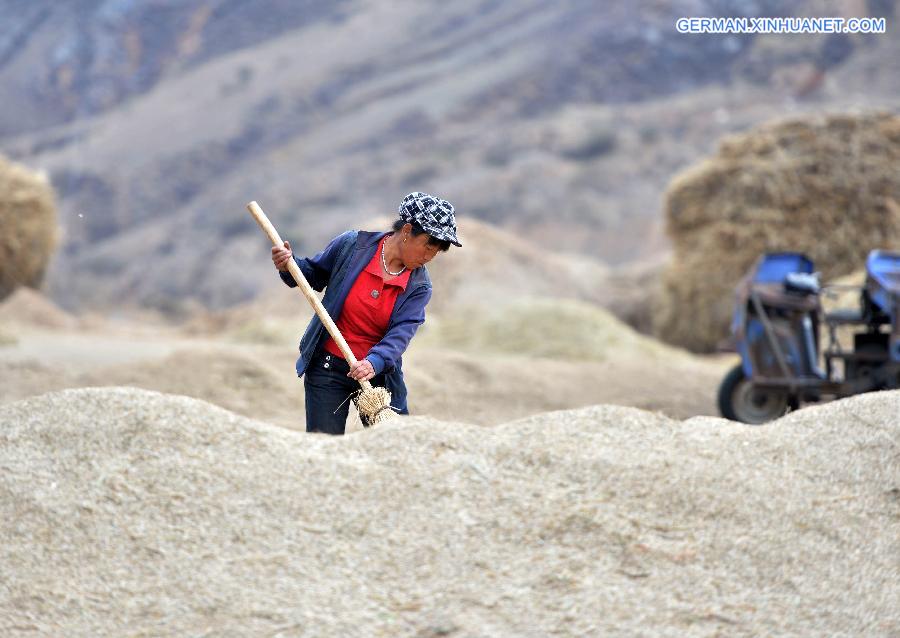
[718,250,900,424]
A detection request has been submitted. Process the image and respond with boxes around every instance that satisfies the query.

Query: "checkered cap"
[398,192,461,247]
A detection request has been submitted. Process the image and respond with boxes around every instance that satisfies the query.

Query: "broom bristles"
[354,386,395,427]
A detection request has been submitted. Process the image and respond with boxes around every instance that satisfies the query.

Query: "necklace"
[381,238,406,277]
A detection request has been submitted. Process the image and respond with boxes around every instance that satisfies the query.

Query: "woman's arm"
[365,283,433,375]
[273,230,356,292]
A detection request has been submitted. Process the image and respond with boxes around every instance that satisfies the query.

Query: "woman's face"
[400,226,441,269]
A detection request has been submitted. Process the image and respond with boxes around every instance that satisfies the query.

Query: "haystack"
[0,154,58,302]
[654,113,900,352]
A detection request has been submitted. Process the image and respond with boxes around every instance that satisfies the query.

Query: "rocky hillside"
[0,0,781,137]
[1,0,897,313]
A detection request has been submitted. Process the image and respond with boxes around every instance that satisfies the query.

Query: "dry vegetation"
[655,113,900,352]
[0,154,57,302]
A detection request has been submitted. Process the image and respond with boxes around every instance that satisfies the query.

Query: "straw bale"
[1,386,897,635]
[655,113,900,352]
[0,154,58,302]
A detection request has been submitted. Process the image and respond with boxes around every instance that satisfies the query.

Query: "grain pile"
[0,287,76,330]
[2,387,898,636]
[418,297,689,363]
[0,328,15,346]
[0,154,58,302]
[654,113,900,352]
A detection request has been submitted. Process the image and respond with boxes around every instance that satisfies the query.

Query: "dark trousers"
[303,350,392,435]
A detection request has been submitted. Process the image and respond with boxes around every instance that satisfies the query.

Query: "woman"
[271,192,461,435]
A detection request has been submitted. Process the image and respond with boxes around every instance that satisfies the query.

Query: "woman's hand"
[348,358,375,382]
[271,240,292,271]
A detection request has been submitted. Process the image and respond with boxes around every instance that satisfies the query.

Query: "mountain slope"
[2,0,898,312]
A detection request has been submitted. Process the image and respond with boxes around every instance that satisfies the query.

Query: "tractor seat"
[784,272,820,295]
[824,308,865,324]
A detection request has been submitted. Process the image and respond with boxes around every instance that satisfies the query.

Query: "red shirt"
[323,236,411,362]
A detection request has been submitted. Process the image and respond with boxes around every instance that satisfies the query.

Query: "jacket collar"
[357,230,389,248]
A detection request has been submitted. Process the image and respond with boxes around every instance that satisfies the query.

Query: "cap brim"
[424,227,461,247]
[438,235,462,247]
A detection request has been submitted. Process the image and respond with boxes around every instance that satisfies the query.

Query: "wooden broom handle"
[247,201,373,391]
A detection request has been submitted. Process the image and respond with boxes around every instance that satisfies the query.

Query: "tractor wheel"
[717,364,791,424]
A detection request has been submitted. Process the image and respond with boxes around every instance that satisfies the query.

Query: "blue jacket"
[279,230,432,413]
